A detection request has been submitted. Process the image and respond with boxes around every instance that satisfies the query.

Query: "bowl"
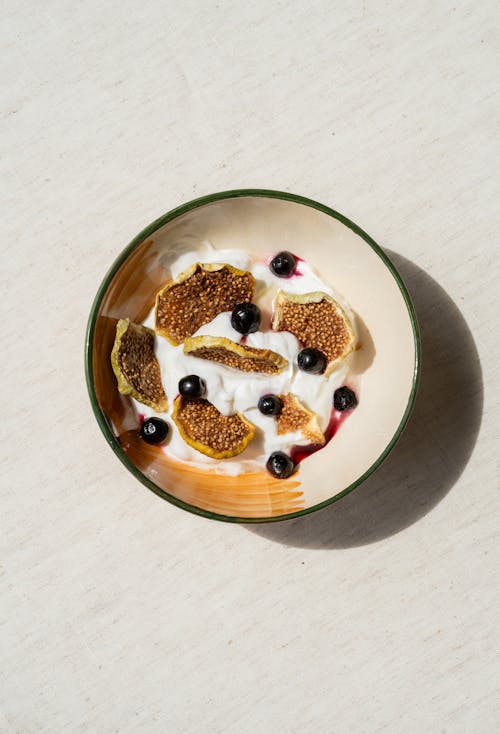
[85,189,420,523]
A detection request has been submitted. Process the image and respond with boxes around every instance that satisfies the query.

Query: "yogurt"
[134,244,355,475]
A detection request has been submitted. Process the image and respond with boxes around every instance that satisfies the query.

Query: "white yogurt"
[134,244,355,474]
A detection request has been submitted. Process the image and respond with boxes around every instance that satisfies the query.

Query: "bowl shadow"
[245,251,483,548]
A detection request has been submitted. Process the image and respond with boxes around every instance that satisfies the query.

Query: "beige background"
[2,1,498,732]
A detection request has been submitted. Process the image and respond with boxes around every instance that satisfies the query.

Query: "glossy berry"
[266,451,295,479]
[258,394,283,416]
[269,250,296,277]
[333,386,358,411]
[179,374,206,399]
[140,417,169,445]
[230,302,261,335]
[297,348,327,374]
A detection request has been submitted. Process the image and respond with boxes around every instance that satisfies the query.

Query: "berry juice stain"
[290,406,350,465]
[290,252,304,277]
[279,252,304,278]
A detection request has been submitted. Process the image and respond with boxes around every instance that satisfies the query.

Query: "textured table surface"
[2,2,499,732]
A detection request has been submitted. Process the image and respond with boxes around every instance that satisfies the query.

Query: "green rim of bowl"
[85,189,421,523]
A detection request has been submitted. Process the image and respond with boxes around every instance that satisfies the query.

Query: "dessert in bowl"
[86,190,420,522]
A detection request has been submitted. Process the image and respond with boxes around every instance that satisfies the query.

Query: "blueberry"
[230,302,261,335]
[297,348,327,374]
[333,386,358,411]
[179,374,206,399]
[258,394,283,416]
[269,251,296,277]
[266,451,295,479]
[140,417,169,445]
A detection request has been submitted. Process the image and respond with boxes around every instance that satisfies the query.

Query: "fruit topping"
[230,302,261,335]
[140,417,169,445]
[266,451,295,478]
[111,318,168,411]
[183,336,288,374]
[297,348,327,374]
[172,396,255,459]
[178,374,206,399]
[258,394,283,416]
[155,263,255,345]
[272,290,356,374]
[276,393,325,445]
[269,251,296,278]
[333,386,358,412]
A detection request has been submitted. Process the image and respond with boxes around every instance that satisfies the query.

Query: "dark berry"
[179,374,206,399]
[258,394,283,416]
[269,250,296,277]
[230,302,261,335]
[266,451,295,479]
[333,386,358,411]
[140,417,169,445]
[297,348,327,374]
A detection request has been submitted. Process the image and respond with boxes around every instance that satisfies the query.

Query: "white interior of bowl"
[128,195,417,510]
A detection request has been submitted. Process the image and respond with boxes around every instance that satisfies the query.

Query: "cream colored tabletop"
[2,2,499,732]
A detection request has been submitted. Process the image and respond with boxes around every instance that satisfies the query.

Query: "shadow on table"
[245,251,483,549]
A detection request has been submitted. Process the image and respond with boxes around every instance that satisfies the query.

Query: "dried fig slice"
[272,290,356,374]
[277,393,325,445]
[155,263,255,345]
[183,335,288,374]
[172,396,255,459]
[111,318,168,411]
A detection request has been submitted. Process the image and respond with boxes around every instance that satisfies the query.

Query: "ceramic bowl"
[85,190,420,522]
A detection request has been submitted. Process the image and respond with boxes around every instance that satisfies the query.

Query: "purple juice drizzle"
[289,395,357,465]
